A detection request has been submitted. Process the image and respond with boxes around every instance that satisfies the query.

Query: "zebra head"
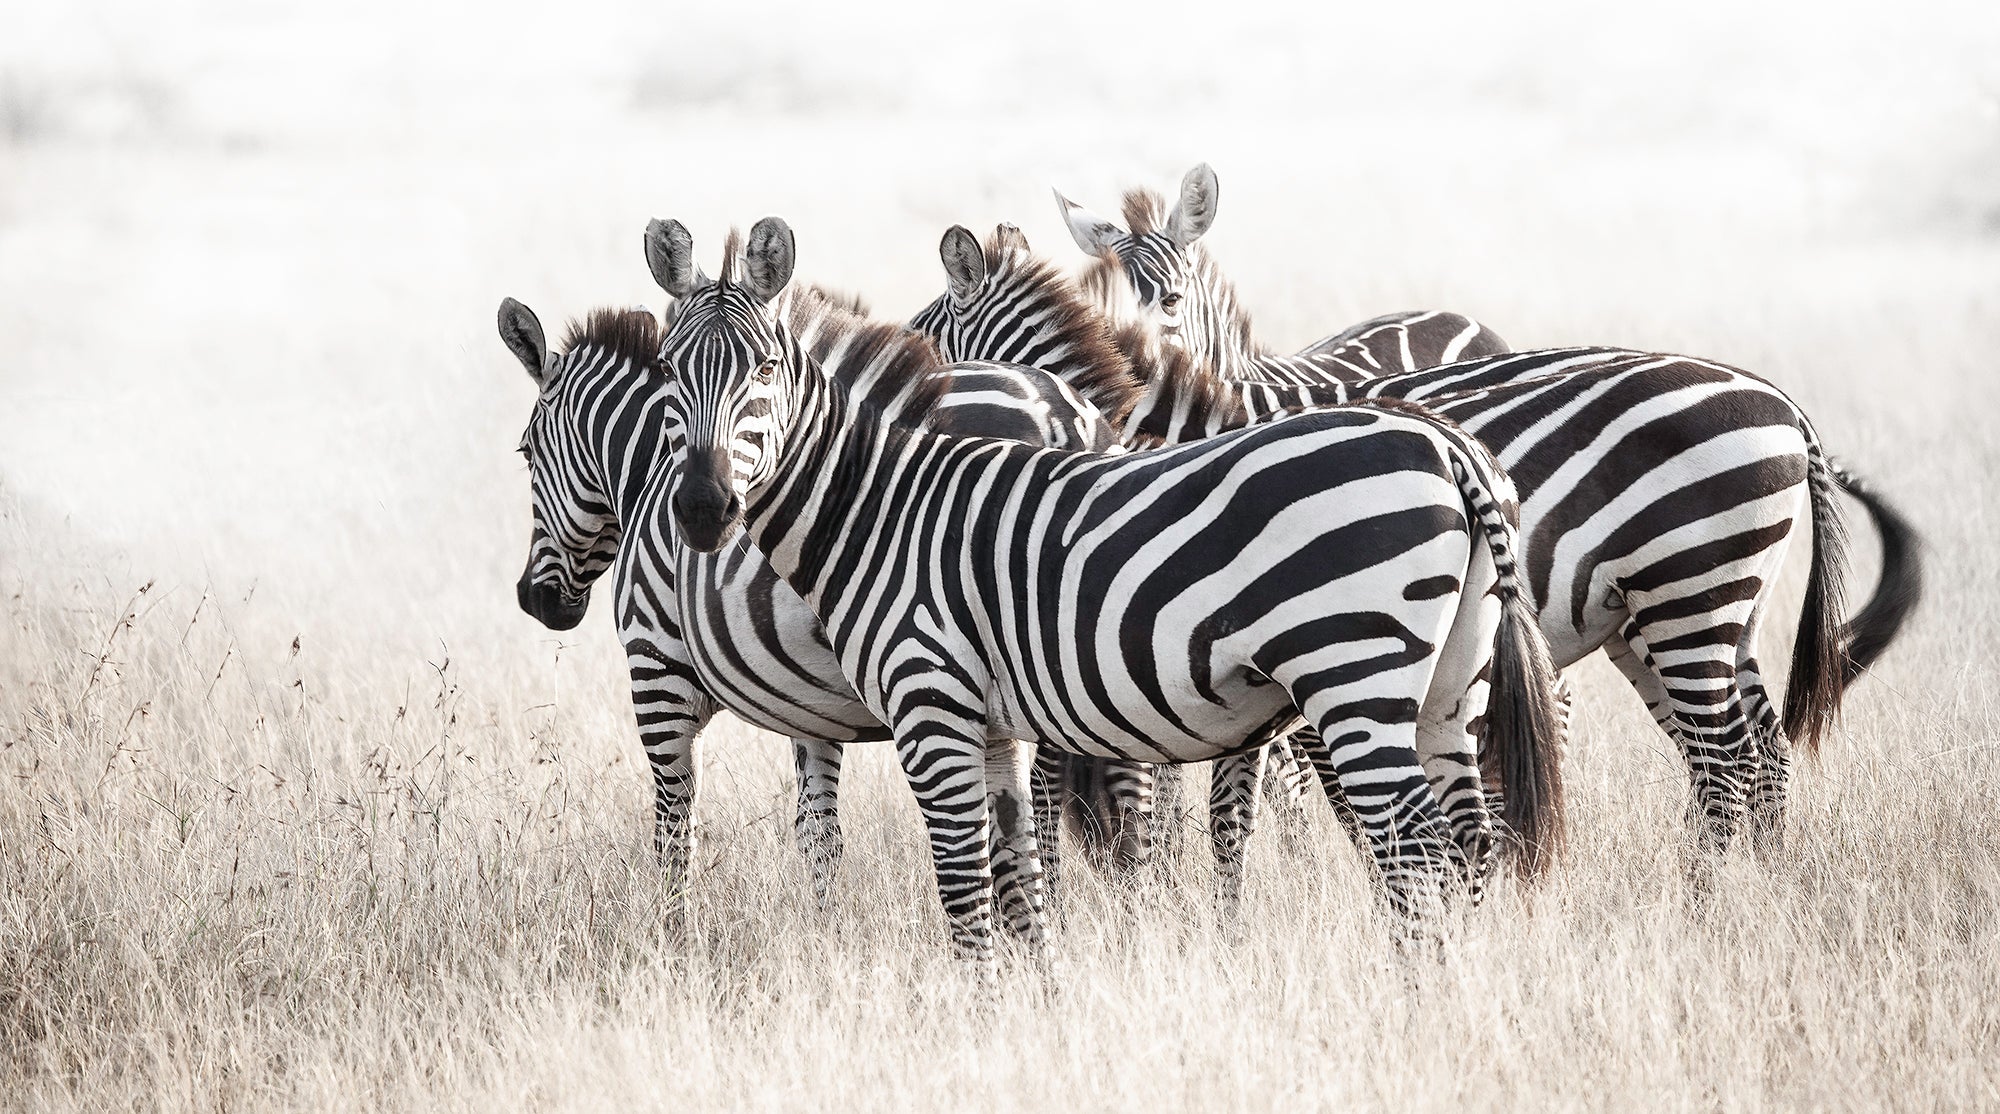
[645,217,799,554]
[906,222,1032,361]
[498,297,632,631]
[1055,164,1250,370]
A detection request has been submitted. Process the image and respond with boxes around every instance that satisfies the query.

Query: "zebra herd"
[500,165,1923,980]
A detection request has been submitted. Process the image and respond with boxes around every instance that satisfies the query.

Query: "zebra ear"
[743,216,796,304]
[1054,188,1124,257]
[496,297,549,384]
[992,222,1030,255]
[1166,163,1218,247]
[939,225,986,300]
[644,218,700,297]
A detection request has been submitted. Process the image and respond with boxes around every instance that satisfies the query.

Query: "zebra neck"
[1189,263,1258,369]
[582,365,674,528]
[737,363,880,610]
[1237,379,1351,422]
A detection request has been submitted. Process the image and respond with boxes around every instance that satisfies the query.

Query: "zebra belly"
[986,670,1302,764]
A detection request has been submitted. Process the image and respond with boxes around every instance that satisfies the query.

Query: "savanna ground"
[4,2,2000,1109]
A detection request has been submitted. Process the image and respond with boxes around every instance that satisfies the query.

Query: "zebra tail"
[1831,462,1924,688]
[1781,445,1855,752]
[1449,447,1569,877]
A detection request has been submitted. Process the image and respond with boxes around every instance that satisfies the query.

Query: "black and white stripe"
[649,217,1568,975]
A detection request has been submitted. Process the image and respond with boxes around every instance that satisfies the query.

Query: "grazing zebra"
[1128,342,1925,852]
[908,221,1511,883]
[1057,164,1510,383]
[922,223,1923,860]
[499,281,1128,935]
[646,216,1568,972]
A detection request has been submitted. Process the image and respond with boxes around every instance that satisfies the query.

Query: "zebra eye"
[754,357,778,383]
[1161,292,1182,314]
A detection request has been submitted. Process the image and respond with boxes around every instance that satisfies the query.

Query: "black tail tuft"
[1833,465,1925,685]
[1488,588,1569,876]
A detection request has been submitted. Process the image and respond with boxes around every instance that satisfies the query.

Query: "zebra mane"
[781,286,953,427]
[717,226,745,286]
[980,231,1148,424]
[558,307,664,371]
[1116,326,1248,442]
[798,283,870,318]
[1121,188,1167,235]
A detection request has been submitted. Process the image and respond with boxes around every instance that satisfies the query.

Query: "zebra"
[498,280,1132,938]
[919,222,1924,865]
[646,216,1569,973]
[1057,164,1510,383]
[908,221,1513,882]
[1131,341,1925,853]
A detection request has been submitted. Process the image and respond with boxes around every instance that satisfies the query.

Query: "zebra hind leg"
[1296,702,1461,945]
[1740,649,1790,853]
[988,739,1049,953]
[1297,725,1366,853]
[1625,604,1760,860]
[1100,758,1157,872]
[791,738,846,908]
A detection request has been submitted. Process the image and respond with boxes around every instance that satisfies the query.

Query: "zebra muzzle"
[516,572,589,630]
[671,463,742,553]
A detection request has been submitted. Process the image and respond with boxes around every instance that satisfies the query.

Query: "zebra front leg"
[1100,759,1157,872]
[1260,734,1316,857]
[624,637,717,895]
[791,738,845,908]
[1030,746,1067,901]
[1208,748,1267,937]
[1152,762,1188,863]
[892,718,998,983]
[987,738,1048,954]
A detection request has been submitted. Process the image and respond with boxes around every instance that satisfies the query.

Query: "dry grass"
[5,1,2000,1109]
[4,479,1998,1110]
